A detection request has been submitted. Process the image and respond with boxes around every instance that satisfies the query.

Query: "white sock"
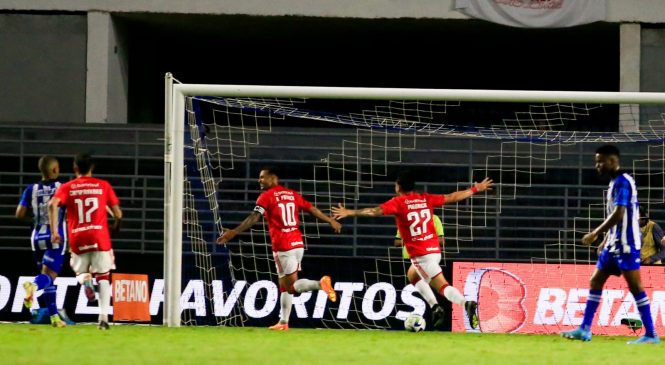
[280,292,292,324]
[293,279,321,293]
[442,285,466,306]
[415,280,438,307]
[98,280,111,323]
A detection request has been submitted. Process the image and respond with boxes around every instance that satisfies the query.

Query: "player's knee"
[76,273,92,285]
[627,282,644,295]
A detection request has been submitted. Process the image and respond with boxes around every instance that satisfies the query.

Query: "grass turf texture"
[1,323,653,365]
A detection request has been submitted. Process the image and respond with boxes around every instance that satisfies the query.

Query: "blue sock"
[580,289,602,331]
[43,285,58,316]
[634,291,657,338]
[34,274,52,291]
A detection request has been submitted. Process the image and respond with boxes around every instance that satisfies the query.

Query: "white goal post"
[163,72,665,327]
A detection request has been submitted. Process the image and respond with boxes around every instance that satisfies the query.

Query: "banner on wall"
[455,0,606,28]
[452,262,665,335]
[112,273,151,322]
[0,274,427,327]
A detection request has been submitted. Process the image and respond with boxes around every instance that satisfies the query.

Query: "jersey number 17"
[74,197,99,224]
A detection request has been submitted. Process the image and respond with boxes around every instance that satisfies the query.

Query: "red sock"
[438,284,449,297]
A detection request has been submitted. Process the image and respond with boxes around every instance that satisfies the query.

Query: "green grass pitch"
[1,323,654,365]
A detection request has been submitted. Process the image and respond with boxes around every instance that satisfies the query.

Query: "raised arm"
[443,177,494,204]
[331,203,383,220]
[307,206,342,233]
[216,211,262,245]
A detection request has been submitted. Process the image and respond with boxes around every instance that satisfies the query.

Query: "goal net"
[165,76,665,333]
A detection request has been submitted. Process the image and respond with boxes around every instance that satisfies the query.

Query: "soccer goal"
[164,73,665,331]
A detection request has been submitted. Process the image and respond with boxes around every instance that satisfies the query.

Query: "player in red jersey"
[217,166,342,331]
[48,154,122,330]
[332,170,493,330]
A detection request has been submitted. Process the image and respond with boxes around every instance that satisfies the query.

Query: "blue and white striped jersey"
[604,173,641,254]
[18,180,67,251]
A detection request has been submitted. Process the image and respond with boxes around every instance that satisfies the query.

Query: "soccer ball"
[404,313,426,332]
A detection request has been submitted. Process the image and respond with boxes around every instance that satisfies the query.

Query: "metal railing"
[2,123,662,262]
[0,123,164,254]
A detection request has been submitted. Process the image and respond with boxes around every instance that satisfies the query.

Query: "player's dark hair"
[261,165,280,177]
[38,155,58,177]
[596,145,620,158]
[396,170,416,192]
[74,153,95,175]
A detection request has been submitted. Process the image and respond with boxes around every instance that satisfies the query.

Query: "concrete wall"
[0,1,467,19]
[0,14,86,123]
[638,27,665,130]
[0,1,663,125]
[641,27,665,92]
[85,12,129,124]
[1,0,665,23]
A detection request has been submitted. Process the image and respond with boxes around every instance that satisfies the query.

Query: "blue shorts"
[32,248,65,274]
[596,247,641,276]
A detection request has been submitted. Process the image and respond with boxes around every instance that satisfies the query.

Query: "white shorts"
[410,253,442,283]
[70,250,116,275]
[273,248,304,278]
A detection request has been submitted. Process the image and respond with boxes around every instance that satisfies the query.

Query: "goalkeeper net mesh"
[175,89,665,332]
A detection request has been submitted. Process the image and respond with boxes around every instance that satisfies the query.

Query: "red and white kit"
[255,185,312,277]
[54,176,119,273]
[381,192,446,282]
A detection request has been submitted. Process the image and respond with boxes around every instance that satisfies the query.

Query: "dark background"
[120,15,619,125]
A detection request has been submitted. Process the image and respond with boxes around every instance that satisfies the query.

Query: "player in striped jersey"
[561,145,660,344]
[16,156,68,327]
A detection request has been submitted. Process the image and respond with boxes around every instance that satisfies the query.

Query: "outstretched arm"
[582,206,625,246]
[332,203,383,220]
[216,211,262,245]
[308,206,342,233]
[443,177,494,204]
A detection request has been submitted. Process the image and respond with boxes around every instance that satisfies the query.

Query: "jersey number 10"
[278,202,297,227]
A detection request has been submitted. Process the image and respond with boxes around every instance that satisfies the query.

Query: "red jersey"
[380,192,446,258]
[254,185,312,252]
[54,176,120,254]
